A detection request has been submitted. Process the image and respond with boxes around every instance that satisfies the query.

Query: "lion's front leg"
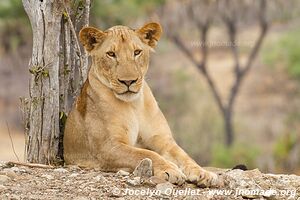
[144,135,220,187]
[102,143,186,185]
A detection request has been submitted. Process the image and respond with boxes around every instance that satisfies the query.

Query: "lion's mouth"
[113,83,143,102]
[114,89,141,102]
[116,90,139,95]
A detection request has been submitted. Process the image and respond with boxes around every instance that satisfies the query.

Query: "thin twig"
[5,121,20,162]
[241,27,267,75]
[7,161,54,169]
[171,35,203,71]
[171,28,226,116]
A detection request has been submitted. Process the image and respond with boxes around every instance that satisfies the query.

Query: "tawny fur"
[63,22,219,186]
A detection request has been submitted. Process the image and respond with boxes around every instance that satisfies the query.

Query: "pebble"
[54,168,69,173]
[0,185,6,192]
[126,177,141,186]
[156,182,174,195]
[85,172,99,179]
[116,170,130,176]
[109,186,124,197]
[0,175,10,184]
[19,167,30,173]
[1,168,17,179]
[262,189,277,198]
[144,176,167,186]
[41,174,54,180]
[69,173,79,178]
[0,161,8,168]
[74,196,89,200]
[93,175,106,182]
[10,167,20,172]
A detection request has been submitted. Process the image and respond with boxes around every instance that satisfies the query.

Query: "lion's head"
[79,22,162,102]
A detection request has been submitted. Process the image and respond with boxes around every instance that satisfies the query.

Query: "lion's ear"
[79,27,105,52]
[137,22,162,48]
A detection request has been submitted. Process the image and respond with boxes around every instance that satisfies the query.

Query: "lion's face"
[79,23,162,102]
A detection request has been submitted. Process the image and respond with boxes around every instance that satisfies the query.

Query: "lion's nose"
[118,78,138,86]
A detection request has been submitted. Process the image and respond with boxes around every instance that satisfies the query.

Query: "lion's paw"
[184,165,220,187]
[155,164,186,186]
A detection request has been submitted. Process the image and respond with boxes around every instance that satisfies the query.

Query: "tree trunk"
[224,109,234,147]
[21,0,90,165]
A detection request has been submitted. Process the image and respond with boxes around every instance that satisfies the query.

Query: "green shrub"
[91,0,165,28]
[273,132,297,162]
[211,143,260,169]
[263,29,300,80]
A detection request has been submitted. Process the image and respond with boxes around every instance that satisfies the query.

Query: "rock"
[74,196,89,200]
[144,176,167,186]
[133,158,153,178]
[0,175,10,184]
[240,192,261,199]
[10,167,20,172]
[41,174,54,180]
[116,170,130,176]
[156,182,174,195]
[19,167,30,173]
[93,175,106,182]
[69,173,79,178]
[245,168,262,177]
[109,186,124,197]
[7,166,27,173]
[53,168,69,173]
[0,185,6,192]
[0,161,9,169]
[126,177,141,186]
[262,189,277,198]
[1,168,17,179]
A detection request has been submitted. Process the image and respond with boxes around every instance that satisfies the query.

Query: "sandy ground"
[0,127,24,162]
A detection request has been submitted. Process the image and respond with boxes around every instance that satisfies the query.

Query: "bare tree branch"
[7,161,54,169]
[227,0,269,113]
[171,36,202,71]
[162,0,270,146]
[241,0,268,76]
[171,27,226,116]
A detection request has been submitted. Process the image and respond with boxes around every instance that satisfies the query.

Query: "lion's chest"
[126,116,139,146]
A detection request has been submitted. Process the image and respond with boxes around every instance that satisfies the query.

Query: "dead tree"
[162,0,269,146]
[21,0,90,164]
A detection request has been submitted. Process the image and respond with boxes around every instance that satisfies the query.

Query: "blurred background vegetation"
[0,0,299,174]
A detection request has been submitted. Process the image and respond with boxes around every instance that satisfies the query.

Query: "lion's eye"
[106,51,116,58]
[134,49,142,56]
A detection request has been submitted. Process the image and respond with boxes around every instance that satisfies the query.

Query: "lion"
[63,22,219,187]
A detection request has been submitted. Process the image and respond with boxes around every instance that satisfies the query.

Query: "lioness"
[64,22,219,187]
